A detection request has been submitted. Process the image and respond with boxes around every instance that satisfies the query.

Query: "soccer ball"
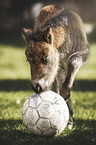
[22,91,69,136]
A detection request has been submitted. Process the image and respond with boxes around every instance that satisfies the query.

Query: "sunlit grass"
[0,91,31,120]
[0,45,30,79]
[75,43,96,79]
[72,91,96,120]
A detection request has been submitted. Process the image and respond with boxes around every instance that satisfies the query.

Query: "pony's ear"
[44,27,53,44]
[22,28,32,42]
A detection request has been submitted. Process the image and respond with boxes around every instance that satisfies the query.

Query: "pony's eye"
[41,56,49,65]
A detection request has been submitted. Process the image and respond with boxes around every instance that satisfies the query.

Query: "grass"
[0,43,96,145]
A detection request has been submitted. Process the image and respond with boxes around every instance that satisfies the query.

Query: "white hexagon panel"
[22,107,38,128]
[38,102,55,118]
[36,118,50,131]
[29,93,42,108]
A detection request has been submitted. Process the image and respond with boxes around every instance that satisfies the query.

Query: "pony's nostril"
[31,83,42,93]
[36,84,42,93]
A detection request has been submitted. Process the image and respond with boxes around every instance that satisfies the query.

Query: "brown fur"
[25,41,50,80]
[22,5,90,128]
[34,5,64,30]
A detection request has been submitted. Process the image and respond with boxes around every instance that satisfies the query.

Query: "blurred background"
[0,1,96,144]
[0,0,96,46]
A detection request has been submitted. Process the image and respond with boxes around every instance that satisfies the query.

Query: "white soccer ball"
[22,91,69,136]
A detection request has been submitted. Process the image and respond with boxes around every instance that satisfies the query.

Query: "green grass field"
[0,43,96,145]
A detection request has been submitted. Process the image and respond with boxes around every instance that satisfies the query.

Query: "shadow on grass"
[0,79,96,92]
[0,119,96,145]
[73,80,96,92]
[0,79,31,92]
